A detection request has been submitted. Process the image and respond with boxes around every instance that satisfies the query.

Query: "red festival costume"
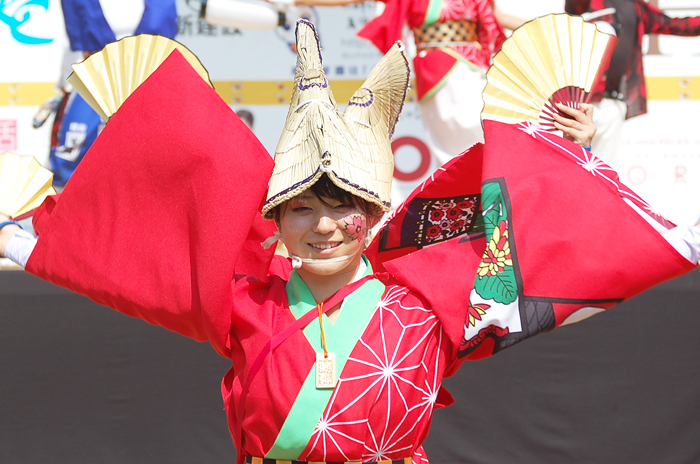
[359,0,504,102]
[358,0,507,166]
[24,51,696,464]
[565,0,700,119]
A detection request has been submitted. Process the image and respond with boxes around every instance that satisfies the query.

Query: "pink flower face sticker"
[343,214,366,242]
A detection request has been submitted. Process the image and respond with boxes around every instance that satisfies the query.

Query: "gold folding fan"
[0,153,56,220]
[68,34,212,121]
[482,14,617,130]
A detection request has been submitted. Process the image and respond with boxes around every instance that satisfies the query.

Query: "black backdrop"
[1,270,699,464]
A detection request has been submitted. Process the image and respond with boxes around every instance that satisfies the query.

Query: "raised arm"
[369,118,698,376]
[0,216,25,260]
[641,1,700,36]
[492,4,527,31]
[0,217,19,254]
[0,216,37,269]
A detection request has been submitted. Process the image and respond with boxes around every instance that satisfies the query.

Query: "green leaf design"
[476,266,518,304]
[481,182,507,234]
[474,181,518,305]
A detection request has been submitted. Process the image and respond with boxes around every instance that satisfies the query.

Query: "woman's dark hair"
[272,174,384,222]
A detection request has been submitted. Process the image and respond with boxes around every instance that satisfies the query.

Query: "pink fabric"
[368,120,695,367]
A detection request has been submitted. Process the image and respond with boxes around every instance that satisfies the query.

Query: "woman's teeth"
[311,242,341,250]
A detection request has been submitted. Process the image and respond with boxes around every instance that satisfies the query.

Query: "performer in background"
[1,20,699,464]
[48,0,177,190]
[565,0,700,168]
[357,0,526,166]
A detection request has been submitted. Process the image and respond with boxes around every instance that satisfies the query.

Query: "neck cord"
[317,301,329,358]
[313,257,366,358]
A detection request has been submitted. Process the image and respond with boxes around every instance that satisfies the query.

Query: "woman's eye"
[290,205,311,212]
[334,204,352,211]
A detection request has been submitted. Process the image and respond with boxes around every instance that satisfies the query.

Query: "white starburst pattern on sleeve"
[515,121,674,228]
[518,121,547,139]
[301,285,448,463]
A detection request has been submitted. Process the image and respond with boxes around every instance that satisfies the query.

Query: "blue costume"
[50,0,177,186]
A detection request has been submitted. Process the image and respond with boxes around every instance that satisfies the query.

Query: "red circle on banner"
[627,165,647,185]
[392,136,432,181]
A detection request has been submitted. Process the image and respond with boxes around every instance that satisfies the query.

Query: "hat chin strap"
[289,248,361,270]
[263,232,366,270]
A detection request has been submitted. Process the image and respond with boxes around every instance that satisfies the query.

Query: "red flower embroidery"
[447,207,462,220]
[430,209,445,222]
[450,219,465,231]
[458,199,474,209]
[426,225,441,238]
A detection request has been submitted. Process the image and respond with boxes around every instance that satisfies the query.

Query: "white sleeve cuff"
[624,200,700,265]
[668,224,700,265]
[5,229,38,268]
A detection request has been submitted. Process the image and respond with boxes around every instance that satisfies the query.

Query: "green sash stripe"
[266,257,385,459]
[441,47,483,74]
[421,0,443,27]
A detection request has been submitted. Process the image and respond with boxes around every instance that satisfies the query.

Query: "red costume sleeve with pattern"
[475,0,505,58]
[640,1,700,36]
[367,121,697,375]
[357,0,418,54]
[25,50,275,358]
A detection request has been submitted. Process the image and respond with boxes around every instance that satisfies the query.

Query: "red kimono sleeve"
[367,121,697,375]
[25,51,275,358]
[358,0,411,54]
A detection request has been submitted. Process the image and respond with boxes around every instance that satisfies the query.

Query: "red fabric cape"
[26,50,276,358]
[368,120,696,359]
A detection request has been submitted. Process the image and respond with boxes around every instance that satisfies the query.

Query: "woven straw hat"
[262,19,410,219]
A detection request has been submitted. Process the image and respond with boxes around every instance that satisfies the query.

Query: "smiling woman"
[271,176,381,304]
[0,17,699,464]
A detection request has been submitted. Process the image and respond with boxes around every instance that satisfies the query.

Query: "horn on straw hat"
[262,19,410,219]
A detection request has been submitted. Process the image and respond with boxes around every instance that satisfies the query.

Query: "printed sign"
[0,119,17,150]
